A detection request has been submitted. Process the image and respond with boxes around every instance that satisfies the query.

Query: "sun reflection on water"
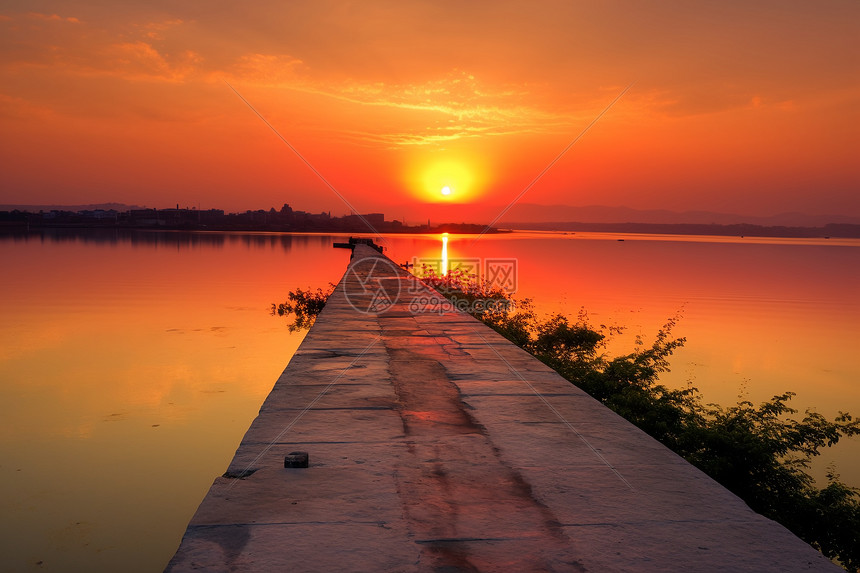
[441,233,449,275]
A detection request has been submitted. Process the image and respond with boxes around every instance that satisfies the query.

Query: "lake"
[1,229,858,572]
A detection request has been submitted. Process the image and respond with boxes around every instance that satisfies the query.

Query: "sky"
[1,1,858,222]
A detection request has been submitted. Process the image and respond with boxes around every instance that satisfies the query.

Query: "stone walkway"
[166,244,838,572]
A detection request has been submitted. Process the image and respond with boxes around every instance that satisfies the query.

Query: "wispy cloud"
[0,13,201,82]
[25,12,80,23]
[231,68,577,147]
[107,41,202,82]
[231,53,304,83]
[139,18,183,40]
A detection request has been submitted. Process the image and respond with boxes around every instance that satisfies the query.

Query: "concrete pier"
[166,244,838,572]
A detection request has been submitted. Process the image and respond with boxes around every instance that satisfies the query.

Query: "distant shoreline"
[3,207,859,238]
[0,208,500,235]
[0,221,504,235]
[3,203,858,238]
[3,222,858,242]
[503,220,860,239]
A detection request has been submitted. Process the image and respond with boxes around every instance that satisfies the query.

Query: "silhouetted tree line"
[0,204,494,234]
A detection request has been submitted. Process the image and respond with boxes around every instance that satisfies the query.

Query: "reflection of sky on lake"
[0,231,351,571]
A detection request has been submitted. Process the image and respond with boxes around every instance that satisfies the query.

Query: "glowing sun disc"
[441,186,452,196]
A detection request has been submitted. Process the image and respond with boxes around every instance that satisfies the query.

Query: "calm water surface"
[0,229,858,571]
[0,231,349,572]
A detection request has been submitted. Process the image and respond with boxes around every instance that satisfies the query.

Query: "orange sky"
[1,1,858,221]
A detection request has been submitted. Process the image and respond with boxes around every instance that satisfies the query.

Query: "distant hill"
[499,204,860,227]
[501,220,860,238]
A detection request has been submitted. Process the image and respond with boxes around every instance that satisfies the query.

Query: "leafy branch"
[271,284,335,332]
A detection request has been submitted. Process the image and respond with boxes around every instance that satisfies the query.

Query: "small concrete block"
[284,451,309,468]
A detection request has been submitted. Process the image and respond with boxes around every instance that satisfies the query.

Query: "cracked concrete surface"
[165,244,839,572]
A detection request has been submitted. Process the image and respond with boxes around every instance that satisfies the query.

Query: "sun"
[403,152,491,203]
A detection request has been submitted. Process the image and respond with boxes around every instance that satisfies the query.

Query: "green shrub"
[271,284,334,332]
